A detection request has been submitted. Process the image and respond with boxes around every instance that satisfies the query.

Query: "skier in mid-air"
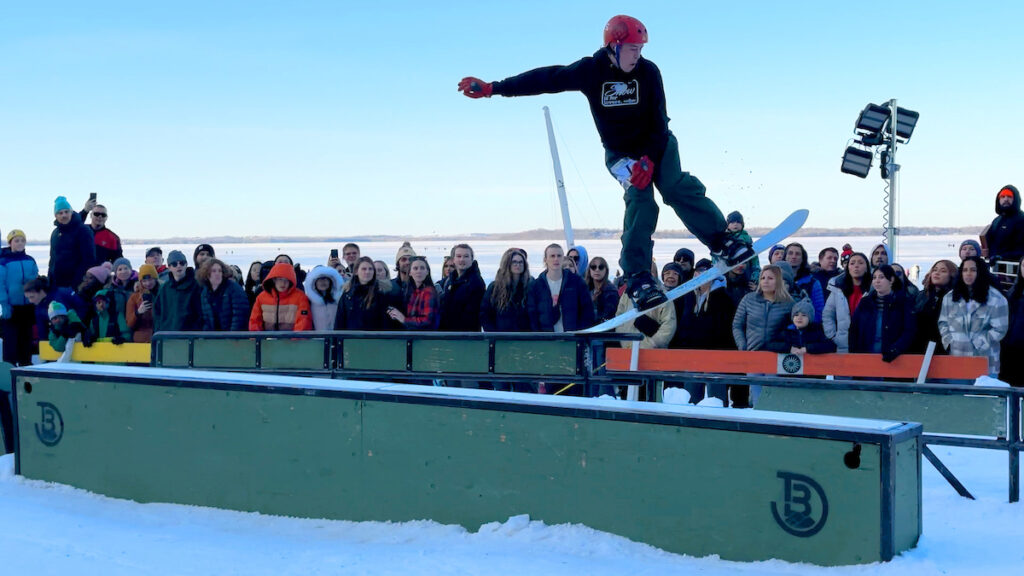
[459,14,754,311]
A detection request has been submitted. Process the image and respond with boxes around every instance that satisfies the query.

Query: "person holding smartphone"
[126,264,160,342]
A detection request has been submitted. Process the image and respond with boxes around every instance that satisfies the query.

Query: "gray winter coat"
[822,275,853,353]
[732,292,795,351]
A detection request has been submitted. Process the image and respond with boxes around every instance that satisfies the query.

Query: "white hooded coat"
[303,265,346,331]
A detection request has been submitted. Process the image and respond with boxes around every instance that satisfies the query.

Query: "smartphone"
[142,293,153,303]
[89,192,97,201]
[330,249,339,259]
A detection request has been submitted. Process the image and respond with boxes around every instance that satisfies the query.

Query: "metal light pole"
[884,100,900,260]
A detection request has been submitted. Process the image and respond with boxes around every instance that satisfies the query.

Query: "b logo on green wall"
[34,402,64,447]
[771,471,829,537]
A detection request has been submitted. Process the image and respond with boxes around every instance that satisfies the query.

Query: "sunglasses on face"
[92,213,108,218]
[169,261,187,267]
[589,264,606,271]
[568,256,579,262]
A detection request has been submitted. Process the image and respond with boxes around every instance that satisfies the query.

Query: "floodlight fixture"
[855,103,890,135]
[889,106,920,141]
[841,146,873,178]
[840,99,920,260]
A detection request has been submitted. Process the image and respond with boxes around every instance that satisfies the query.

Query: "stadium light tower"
[840,100,919,260]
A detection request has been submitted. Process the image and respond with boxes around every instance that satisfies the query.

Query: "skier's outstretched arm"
[458,59,588,99]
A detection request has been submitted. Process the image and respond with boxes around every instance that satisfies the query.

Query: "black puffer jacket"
[334,281,390,331]
[48,212,96,289]
[439,261,486,332]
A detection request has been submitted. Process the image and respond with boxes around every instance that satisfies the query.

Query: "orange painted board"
[606,348,988,380]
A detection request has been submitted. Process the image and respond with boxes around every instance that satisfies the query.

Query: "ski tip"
[789,209,810,227]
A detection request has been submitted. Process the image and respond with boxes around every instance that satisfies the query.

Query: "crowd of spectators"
[4,189,1024,408]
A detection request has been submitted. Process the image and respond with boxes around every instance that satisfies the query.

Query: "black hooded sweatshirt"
[491,48,670,162]
[985,184,1024,264]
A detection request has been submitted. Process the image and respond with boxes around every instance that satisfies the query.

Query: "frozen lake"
[26,233,979,288]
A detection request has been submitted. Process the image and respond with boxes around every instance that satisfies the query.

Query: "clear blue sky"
[2,1,1021,242]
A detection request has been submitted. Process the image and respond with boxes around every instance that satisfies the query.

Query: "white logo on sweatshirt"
[602,80,639,107]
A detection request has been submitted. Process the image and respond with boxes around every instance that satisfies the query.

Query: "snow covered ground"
[0,445,1020,575]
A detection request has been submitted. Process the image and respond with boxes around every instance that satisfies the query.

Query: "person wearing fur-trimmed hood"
[303,265,346,331]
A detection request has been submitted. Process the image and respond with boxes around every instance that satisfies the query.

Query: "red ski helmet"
[603,15,648,46]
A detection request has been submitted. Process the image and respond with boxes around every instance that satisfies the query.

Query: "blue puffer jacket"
[0,250,40,318]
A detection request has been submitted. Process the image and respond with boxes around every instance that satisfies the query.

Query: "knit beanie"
[48,301,68,320]
[54,196,72,214]
[791,299,815,322]
[661,262,685,280]
[194,243,215,262]
[138,264,159,280]
[694,258,714,272]
[726,211,745,226]
[959,239,982,257]
[112,257,132,272]
[395,242,416,262]
[86,262,113,284]
[673,248,695,264]
[167,250,187,265]
[768,244,787,262]
[6,229,25,244]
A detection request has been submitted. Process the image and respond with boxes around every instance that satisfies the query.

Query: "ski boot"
[711,233,756,268]
[627,272,668,312]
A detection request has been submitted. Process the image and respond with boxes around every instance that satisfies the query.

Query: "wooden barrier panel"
[757,387,1008,438]
[39,342,151,364]
[606,349,988,380]
[13,363,921,566]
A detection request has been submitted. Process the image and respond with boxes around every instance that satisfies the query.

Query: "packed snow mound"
[697,396,726,408]
[662,387,691,405]
[975,375,1011,388]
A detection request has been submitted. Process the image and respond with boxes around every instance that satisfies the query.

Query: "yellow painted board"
[39,342,151,364]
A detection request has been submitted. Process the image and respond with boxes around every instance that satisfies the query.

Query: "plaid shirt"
[404,284,439,330]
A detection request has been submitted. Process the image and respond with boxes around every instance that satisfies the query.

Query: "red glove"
[629,155,655,189]
[458,77,493,99]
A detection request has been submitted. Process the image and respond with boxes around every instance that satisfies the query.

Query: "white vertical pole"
[543,106,575,249]
[917,341,936,384]
[626,340,640,402]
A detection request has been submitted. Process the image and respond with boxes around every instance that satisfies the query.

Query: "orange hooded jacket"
[248,262,312,331]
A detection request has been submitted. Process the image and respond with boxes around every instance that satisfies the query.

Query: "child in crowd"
[86,290,130,345]
[47,301,90,362]
[768,299,837,355]
[249,262,312,331]
[726,211,760,285]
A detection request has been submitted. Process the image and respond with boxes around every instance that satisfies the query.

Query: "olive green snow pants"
[606,133,727,279]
